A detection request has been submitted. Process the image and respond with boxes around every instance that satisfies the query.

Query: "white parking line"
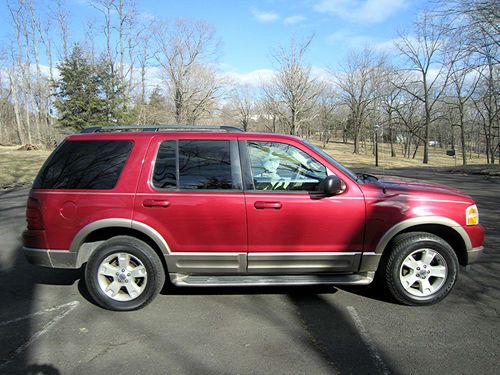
[347,306,391,375]
[0,301,79,327]
[0,301,80,369]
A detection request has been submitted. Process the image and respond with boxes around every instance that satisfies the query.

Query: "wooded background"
[0,0,498,165]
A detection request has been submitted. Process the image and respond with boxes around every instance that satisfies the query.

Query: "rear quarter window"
[33,140,133,189]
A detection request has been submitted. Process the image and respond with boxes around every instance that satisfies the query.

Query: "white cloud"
[310,66,330,81]
[222,69,276,87]
[314,0,408,24]
[252,9,280,23]
[326,30,411,56]
[284,15,307,25]
[372,38,399,52]
[326,30,373,47]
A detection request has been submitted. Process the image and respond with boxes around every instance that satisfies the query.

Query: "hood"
[375,175,473,201]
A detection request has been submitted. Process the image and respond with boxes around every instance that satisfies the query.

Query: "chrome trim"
[165,252,365,275]
[49,249,78,268]
[23,247,78,269]
[23,247,53,267]
[247,252,361,274]
[466,246,484,264]
[165,252,246,274]
[375,216,473,254]
[358,252,382,272]
[169,272,375,287]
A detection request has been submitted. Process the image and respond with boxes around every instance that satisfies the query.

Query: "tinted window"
[152,140,235,190]
[248,141,327,191]
[34,140,133,189]
[153,141,176,189]
[179,140,232,189]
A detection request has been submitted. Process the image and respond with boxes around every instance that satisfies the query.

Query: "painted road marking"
[347,306,391,375]
[0,301,80,369]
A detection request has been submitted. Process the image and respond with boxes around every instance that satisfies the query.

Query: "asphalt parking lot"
[0,168,498,375]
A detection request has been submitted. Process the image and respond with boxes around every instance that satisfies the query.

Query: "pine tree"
[54,45,106,129]
[96,57,130,125]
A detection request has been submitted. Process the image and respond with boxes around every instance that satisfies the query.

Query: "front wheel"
[380,232,459,306]
[85,236,165,311]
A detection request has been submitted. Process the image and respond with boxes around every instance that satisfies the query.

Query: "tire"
[380,232,459,306]
[84,236,165,311]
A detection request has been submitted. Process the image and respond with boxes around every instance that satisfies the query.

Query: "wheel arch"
[71,219,170,269]
[375,217,471,266]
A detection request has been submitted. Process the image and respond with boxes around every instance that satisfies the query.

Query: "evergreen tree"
[54,45,106,129]
[147,86,168,124]
[96,57,130,124]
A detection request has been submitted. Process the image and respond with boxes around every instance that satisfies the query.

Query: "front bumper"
[23,247,78,269]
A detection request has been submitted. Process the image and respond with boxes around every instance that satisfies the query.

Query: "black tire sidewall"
[388,235,459,305]
[85,237,164,311]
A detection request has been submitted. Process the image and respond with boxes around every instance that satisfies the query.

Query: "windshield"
[302,140,360,182]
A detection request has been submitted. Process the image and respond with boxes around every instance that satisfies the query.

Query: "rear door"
[133,135,247,274]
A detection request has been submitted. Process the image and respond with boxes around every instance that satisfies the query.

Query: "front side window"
[247,141,327,191]
[153,140,237,190]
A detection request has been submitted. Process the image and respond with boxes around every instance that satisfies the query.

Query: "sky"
[134,0,426,77]
[1,0,431,84]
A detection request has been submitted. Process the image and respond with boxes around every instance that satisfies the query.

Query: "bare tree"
[153,18,222,124]
[264,37,322,136]
[391,88,426,159]
[380,68,402,157]
[223,84,256,131]
[316,85,339,147]
[473,60,499,163]
[433,0,499,64]
[56,0,69,60]
[258,96,281,133]
[394,13,452,163]
[443,42,480,164]
[334,47,385,153]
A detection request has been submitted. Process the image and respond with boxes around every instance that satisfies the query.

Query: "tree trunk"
[9,73,24,144]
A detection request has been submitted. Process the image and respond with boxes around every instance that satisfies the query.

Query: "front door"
[242,140,365,274]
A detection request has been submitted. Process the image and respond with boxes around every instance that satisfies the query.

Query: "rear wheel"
[85,236,165,311]
[380,232,459,306]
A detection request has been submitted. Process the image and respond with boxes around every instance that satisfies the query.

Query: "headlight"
[466,204,479,225]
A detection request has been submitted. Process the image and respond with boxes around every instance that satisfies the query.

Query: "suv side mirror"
[317,175,343,196]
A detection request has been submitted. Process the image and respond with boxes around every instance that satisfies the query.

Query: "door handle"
[142,199,170,208]
[254,201,282,209]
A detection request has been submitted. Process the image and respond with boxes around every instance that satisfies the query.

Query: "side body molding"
[375,216,472,254]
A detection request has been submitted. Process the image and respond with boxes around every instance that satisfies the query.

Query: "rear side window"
[33,140,133,189]
[153,140,239,190]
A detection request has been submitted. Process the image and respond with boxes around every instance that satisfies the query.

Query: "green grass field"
[0,141,496,188]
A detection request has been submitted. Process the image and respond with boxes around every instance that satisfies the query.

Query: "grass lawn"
[0,140,496,188]
[0,146,51,188]
[318,140,490,170]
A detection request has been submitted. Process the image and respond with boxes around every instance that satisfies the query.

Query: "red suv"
[23,125,485,310]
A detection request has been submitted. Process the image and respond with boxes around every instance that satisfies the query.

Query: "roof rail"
[79,125,244,133]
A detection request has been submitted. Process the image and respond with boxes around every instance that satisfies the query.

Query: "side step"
[169,272,375,287]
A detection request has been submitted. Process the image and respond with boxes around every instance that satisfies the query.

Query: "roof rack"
[80,125,244,133]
